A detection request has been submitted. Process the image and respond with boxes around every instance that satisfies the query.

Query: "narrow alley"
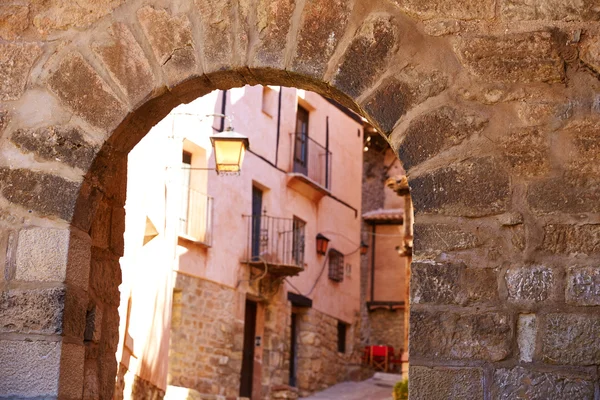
[299,373,401,400]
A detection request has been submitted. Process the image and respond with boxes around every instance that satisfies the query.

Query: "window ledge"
[286,173,330,202]
[178,233,211,248]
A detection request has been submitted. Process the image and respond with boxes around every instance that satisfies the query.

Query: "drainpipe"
[275,87,282,167]
[325,116,330,190]
[370,224,376,302]
[219,90,227,132]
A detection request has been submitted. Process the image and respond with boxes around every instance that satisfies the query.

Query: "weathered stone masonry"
[1,0,600,399]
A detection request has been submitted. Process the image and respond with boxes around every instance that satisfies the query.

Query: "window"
[178,149,213,245]
[293,106,309,175]
[337,321,347,353]
[262,86,277,117]
[292,216,306,266]
[328,249,344,282]
[179,151,192,234]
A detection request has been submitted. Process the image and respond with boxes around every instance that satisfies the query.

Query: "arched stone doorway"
[1,1,600,399]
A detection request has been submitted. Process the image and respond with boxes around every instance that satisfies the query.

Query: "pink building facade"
[116,86,366,399]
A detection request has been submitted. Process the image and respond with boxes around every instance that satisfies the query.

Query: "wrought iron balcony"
[243,214,306,277]
[178,186,213,246]
[289,131,332,200]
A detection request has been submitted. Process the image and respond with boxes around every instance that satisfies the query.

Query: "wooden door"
[240,300,258,398]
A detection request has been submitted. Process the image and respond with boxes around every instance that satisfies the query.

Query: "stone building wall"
[168,274,244,398]
[294,308,362,397]
[368,309,405,355]
[359,146,388,345]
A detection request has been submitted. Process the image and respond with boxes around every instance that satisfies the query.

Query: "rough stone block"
[47,53,127,131]
[541,224,600,255]
[110,205,125,257]
[0,286,64,334]
[138,6,197,85]
[14,227,90,291]
[15,227,69,282]
[58,343,85,399]
[517,314,537,362]
[493,367,595,399]
[409,366,483,400]
[0,339,61,398]
[362,69,447,134]
[393,0,495,20]
[413,223,479,254]
[30,0,125,33]
[0,43,43,101]
[566,266,600,306]
[502,127,550,177]
[0,5,29,40]
[580,36,600,74]
[255,0,296,68]
[410,157,510,217]
[396,106,487,170]
[10,126,99,171]
[93,23,155,106]
[0,109,8,134]
[505,265,555,303]
[528,178,600,215]
[542,313,600,365]
[291,0,352,79]
[89,250,121,306]
[501,0,600,21]
[411,261,497,305]
[454,32,564,83]
[0,168,80,221]
[410,310,512,361]
[333,16,398,98]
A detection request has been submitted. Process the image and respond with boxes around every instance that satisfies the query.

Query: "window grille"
[328,249,344,282]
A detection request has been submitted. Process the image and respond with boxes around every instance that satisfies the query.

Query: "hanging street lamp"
[210,127,250,175]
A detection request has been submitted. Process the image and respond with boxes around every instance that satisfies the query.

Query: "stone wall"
[368,309,405,355]
[294,308,362,397]
[168,274,244,398]
[2,0,600,399]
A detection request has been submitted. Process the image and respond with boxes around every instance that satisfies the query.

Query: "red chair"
[389,348,404,373]
[369,345,391,372]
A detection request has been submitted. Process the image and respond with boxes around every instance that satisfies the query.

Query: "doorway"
[240,299,258,398]
[289,312,299,387]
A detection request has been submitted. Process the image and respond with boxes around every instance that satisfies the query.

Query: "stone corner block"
[58,343,85,399]
[0,339,61,398]
[15,227,91,289]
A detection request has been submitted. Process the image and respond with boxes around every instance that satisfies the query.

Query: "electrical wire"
[236,256,269,289]
[285,242,365,298]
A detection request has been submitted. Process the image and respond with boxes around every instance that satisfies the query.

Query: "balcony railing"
[178,186,213,246]
[293,131,332,191]
[243,214,306,276]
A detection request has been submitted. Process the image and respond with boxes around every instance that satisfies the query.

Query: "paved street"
[300,373,402,400]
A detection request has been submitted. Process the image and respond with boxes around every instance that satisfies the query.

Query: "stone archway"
[1,1,600,399]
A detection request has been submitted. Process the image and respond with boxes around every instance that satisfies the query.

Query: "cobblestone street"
[300,373,401,400]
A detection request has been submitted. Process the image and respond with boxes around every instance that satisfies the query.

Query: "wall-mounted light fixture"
[169,113,250,176]
[360,241,369,256]
[210,128,249,175]
[316,233,330,256]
